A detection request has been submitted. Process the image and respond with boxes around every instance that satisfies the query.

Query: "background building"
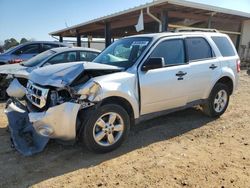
[50,0,250,61]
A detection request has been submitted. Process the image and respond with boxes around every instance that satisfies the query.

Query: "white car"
[6,31,240,155]
[0,47,100,99]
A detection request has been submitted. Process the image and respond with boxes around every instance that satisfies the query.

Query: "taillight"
[9,59,23,64]
[236,59,241,73]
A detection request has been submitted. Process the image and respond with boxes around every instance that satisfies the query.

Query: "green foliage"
[2,38,30,50]
[3,38,19,50]
[20,38,29,44]
[0,46,3,53]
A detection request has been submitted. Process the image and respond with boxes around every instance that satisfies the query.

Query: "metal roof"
[50,0,250,37]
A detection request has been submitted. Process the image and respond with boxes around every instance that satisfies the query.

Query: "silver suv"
[6,31,240,155]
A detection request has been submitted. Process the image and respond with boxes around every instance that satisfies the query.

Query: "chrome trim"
[26,81,49,108]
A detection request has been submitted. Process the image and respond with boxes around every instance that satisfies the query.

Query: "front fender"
[93,72,140,118]
[101,89,140,119]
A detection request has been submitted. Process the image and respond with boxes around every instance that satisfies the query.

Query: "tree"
[20,38,28,44]
[3,38,19,50]
[0,45,3,53]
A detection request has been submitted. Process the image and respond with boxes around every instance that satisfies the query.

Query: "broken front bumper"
[5,99,81,156]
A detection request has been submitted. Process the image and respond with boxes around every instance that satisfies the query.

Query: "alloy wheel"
[93,112,124,147]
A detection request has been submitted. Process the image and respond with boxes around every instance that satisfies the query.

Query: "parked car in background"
[0,41,70,65]
[0,47,100,99]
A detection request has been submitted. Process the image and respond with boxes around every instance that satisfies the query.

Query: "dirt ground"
[0,71,249,188]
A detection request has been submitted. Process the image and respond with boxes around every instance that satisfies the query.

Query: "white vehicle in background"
[0,47,100,99]
[6,31,240,155]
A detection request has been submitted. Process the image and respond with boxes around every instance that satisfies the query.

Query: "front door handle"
[176,71,187,77]
[209,64,218,70]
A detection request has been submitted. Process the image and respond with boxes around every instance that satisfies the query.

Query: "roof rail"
[175,27,219,33]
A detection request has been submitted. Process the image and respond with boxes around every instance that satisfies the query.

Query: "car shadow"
[0,107,215,187]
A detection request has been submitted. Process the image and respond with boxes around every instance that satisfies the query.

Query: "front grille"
[26,81,49,108]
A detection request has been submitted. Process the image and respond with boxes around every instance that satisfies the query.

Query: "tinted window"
[80,51,99,61]
[42,43,59,51]
[212,36,235,57]
[15,44,40,55]
[150,39,185,65]
[186,37,213,61]
[47,51,77,64]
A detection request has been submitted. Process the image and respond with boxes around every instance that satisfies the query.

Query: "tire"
[202,83,230,117]
[82,104,130,153]
[0,87,8,100]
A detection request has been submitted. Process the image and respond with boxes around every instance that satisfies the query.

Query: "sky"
[0,0,250,44]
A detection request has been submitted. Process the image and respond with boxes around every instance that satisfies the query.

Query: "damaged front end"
[5,62,121,156]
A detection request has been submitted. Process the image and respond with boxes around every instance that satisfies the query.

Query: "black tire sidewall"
[82,104,130,153]
[208,83,230,117]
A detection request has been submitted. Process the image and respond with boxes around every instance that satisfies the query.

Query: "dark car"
[0,41,71,65]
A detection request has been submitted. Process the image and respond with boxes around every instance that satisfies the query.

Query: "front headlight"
[76,81,102,101]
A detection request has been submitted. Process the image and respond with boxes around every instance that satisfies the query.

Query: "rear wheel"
[82,104,130,153]
[202,83,230,117]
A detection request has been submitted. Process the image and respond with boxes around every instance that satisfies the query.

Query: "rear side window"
[47,51,77,65]
[186,37,213,61]
[42,43,59,51]
[80,51,99,61]
[212,36,236,57]
[150,39,185,66]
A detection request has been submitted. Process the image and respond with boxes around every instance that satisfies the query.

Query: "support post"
[59,36,63,42]
[236,22,243,52]
[208,12,216,28]
[76,32,81,47]
[208,16,212,28]
[161,10,169,32]
[105,22,112,48]
[88,39,90,48]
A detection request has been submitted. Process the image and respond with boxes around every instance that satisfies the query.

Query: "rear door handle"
[176,71,187,77]
[209,64,218,70]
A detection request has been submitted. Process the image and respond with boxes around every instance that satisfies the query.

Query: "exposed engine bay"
[5,62,123,156]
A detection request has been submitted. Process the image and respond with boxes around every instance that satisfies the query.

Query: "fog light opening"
[38,126,54,137]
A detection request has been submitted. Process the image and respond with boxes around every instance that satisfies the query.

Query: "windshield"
[22,50,56,67]
[94,37,152,68]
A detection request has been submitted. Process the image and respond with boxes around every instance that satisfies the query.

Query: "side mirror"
[141,57,165,71]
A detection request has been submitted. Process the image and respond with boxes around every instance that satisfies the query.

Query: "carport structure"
[50,0,250,51]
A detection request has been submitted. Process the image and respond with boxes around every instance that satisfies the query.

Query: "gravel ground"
[0,71,249,188]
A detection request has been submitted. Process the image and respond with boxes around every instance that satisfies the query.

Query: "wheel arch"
[211,76,234,96]
[216,76,234,95]
[101,96,136,126]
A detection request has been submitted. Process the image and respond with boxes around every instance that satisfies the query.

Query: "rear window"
[212,36,236,57]
[42,43,59,51]
[186,37,213,61]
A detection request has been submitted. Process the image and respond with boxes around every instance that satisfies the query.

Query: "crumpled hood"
[0,63,30,78]
[29,61,122,87]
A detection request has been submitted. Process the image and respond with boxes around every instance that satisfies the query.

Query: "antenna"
[65,20,69,28]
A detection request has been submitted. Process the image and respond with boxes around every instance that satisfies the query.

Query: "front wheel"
[82,104,130,153]
[202,83,230,117]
